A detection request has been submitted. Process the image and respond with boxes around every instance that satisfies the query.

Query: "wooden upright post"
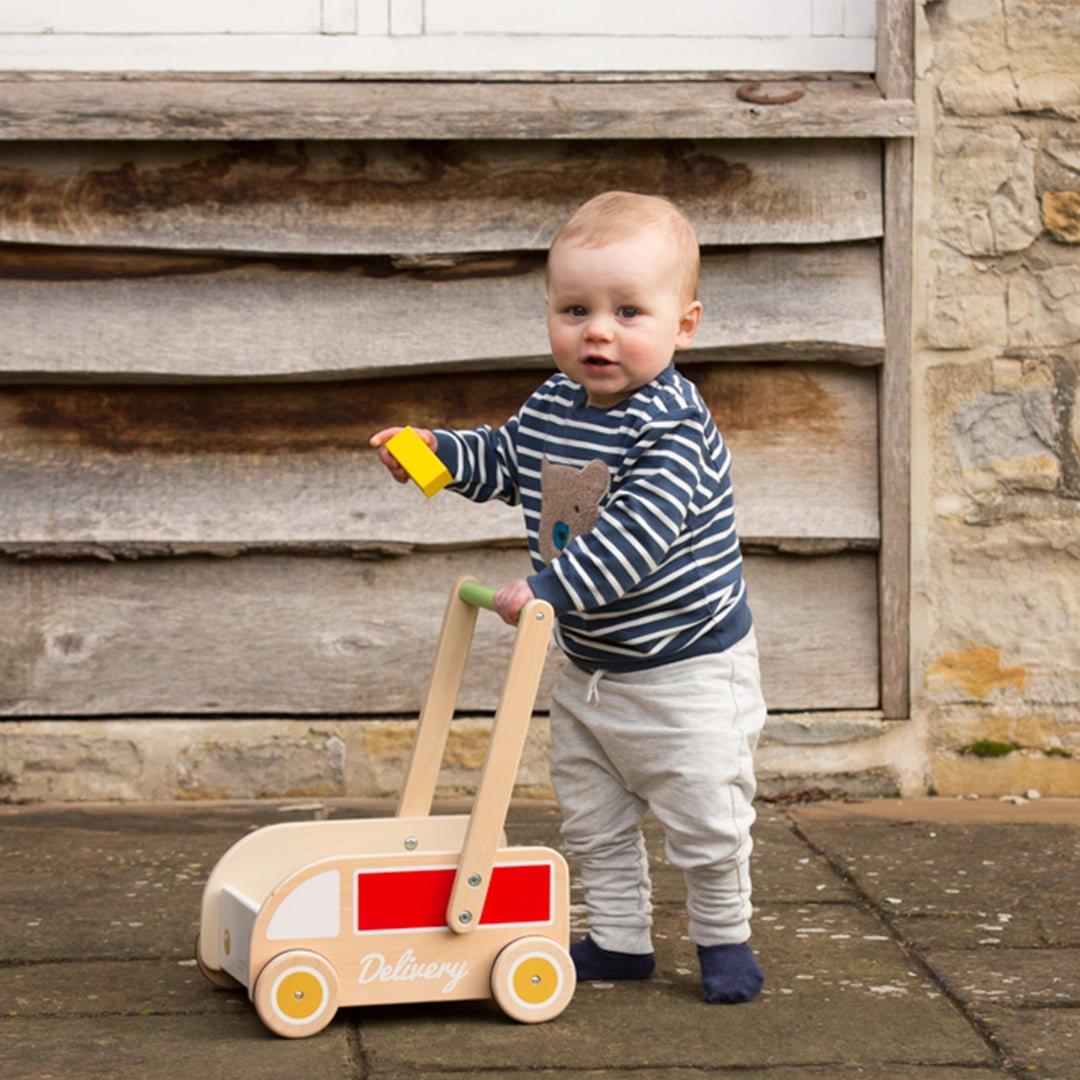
[876,0,914,719]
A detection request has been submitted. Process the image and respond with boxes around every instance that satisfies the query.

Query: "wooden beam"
[0,242,884,381]
[877,0,914,719]
[0,364,880,549]
[0,139,882,255]
[0,77,916,141]
[0,549,880,715]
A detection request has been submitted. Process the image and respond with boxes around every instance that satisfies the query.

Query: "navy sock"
[570,935,655,981]
[696,942,764,1004]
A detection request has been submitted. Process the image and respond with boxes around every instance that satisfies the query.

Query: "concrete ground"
[0,797,1076,1079]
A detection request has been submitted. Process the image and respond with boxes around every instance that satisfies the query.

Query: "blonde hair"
[547,191,700,306]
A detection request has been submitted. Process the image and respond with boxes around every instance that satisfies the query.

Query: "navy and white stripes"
[433,361,752,673]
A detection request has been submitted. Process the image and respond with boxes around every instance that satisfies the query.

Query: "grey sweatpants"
[549,627,767,953]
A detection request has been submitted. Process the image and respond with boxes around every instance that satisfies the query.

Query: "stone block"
[0,731,141,802]
[936,124,1040,255]
[1005,242,1080,348]
[176,732,346,799]
[928,257,1008,349]
[1043,190,1080,243]
[924,702,1080,756]
[1039,135,1080,189]
[948,387,1060,494]
[929,750,1080,798]
[356,717,552,799]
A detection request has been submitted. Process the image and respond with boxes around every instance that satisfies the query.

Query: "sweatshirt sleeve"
[432,410,523,507]
[526,409,712,616]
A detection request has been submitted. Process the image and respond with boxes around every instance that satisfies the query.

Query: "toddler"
[370,191,767,1004]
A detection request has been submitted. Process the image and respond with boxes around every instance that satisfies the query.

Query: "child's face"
[546,229,702,408]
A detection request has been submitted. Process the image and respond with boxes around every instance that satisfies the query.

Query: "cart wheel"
[194,932,242,991]
[490,936,576,1023]
[253,950,339,1039]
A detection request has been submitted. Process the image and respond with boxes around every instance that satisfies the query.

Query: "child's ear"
[675,301,703,350]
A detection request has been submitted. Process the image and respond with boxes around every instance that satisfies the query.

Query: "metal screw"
[467,874,481,887]
[458,911,472,924]
[531,975,541,985]
[404,836,418,851]
[534,612,545,621]
[294,990,305,1000]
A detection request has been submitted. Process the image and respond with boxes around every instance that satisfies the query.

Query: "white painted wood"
[0,34,877,73]
[0,1,321,35]
[321,0,359,35]
[424,1,813,37]
[219,885,258,986]
[390,0,424,36]
[845,0,877,37]
[357,0,391,34]
[813,0,845,36]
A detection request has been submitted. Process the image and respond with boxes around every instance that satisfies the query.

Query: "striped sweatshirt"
[433,360,752,673]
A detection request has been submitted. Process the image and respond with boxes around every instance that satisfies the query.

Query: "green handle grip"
[458,582,497,610]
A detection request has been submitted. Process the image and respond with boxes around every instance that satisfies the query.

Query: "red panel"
[357,863,551,932]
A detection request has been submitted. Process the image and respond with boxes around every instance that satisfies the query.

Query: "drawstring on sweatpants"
[585,667,608,705]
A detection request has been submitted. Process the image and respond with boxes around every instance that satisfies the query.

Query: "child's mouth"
[584,356,616,369]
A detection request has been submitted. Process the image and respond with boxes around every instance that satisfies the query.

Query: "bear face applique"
[538,456,611,564]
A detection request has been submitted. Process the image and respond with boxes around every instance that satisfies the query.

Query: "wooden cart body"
[196,578,572,1033]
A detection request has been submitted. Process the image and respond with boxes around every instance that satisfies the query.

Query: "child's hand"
[493,578,536,627]
[368,426,437,484]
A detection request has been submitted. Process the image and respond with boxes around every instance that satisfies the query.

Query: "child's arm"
[370,412,523,506]
[527,410,713,616]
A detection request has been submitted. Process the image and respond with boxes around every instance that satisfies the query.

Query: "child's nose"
[583,317,615,341]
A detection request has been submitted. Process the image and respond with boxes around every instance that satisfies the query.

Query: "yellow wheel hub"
[274,970,324,1021]
[512,956,559,1006]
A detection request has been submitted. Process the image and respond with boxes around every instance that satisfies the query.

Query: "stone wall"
[912,0,1080,795]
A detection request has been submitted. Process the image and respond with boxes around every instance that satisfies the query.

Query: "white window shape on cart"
[267,869,341,940]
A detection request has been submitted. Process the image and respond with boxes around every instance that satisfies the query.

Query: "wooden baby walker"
[195,578,574,1037]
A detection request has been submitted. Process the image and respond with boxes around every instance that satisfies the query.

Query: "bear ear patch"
[582,457,611,497]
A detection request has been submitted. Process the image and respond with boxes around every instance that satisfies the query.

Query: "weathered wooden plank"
[0,549,880,715]
[0,138,882,255]
[0,77,916,141]
[877,0,914,720]
[0,364,879,548]
[0,242,884,382]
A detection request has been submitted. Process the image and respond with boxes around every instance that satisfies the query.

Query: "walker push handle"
[394,575,554,936]
[458,581,496,611]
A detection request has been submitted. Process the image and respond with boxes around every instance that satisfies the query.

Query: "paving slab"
[0,960,246,1017]
[0,1014,358,1080]
[790,818,1080,947]
[357,902,992,1073]
[925,949,1080,1008]
[971,1007,1080,1080]
[374,1071,1012,1080]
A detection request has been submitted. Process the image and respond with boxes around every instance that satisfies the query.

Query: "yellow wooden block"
[385,426,453,498]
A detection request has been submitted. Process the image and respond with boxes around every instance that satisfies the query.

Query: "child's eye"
[619,306,639,318]
[568,305,587,317]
